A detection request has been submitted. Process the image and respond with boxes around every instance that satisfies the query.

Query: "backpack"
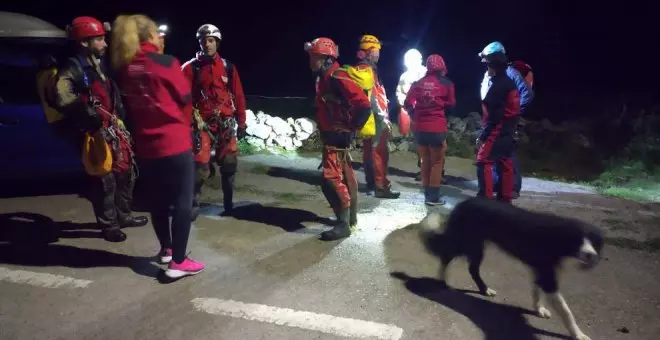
[39,56,113,176]
[36,66,63,123]
[38,57,91,122]
[325,64,376,138]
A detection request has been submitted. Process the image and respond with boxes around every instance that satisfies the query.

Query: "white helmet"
[403,48,423,69]
[196,24,222,42]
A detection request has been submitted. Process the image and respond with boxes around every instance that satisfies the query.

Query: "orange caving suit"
[182,52,246,212]
[355,61,399,198]
[316,62,372,230]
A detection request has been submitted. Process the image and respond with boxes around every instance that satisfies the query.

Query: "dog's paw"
[536,306,552,319]
[484,288,497,297]
[573,332,591,340]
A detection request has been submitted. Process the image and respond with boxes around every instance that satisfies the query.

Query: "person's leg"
[512,150,522,198]
[115,164,148,228]
[426,133,447,205]
[476,160,496,199]
[166,151,205,278]
[91,173,126,242]
[192,131,212,220]
[320,147,351,241]
[217,131,238,214]
[374,124,399,198]
[343,153,359,228]
[496,156,515,203]
[362,137,375,192]
[140,158,173,260]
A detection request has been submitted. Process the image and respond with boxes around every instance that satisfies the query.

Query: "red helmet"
[68,16,108,41]
[426,54,447,73]
[304,37,339,59]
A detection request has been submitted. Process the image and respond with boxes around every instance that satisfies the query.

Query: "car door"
[0,54,83,180]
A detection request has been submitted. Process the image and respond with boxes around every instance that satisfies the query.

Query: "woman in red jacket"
[404,54,456,206]
[110,14,204,280]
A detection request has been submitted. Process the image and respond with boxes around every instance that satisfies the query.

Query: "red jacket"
[181,53,246,129]
[315,62,372,135]
[404,72,456,133]
[116,42,193,159]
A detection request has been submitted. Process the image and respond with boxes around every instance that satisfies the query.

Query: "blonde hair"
[110,14,157,70]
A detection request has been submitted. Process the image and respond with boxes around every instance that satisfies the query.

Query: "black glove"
[237,127,247,140]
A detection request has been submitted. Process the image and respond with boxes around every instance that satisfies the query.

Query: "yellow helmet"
[359,34,381,51]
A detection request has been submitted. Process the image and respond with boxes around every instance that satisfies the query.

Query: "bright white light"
[158,24,168,32]
[403,49,423,70]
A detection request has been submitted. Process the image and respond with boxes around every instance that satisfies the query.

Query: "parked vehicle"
[0,11,84,181]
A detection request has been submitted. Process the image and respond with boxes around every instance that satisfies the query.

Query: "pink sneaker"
[165,257,205,279]
[159,248,172,264]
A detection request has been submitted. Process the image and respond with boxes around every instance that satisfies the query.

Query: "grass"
[590,161,660,203]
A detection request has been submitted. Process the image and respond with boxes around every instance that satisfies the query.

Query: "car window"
[0,63,41,105]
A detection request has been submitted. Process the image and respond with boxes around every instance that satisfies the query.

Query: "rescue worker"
[157,24,168,53]
[476,49,520,203]
[112,14,204,278]
[479,41,534,199]
[356,34,399,199]
[404,54,455,205]
[305,37,372,241]
[54,16,148,242]
[182,24,247,217]
[395,48,427,182]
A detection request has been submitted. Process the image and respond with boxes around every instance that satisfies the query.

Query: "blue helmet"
[478,41,506,58]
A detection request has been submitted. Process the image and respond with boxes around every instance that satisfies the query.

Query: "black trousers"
[91,169,136,231]
[139,151,195,263]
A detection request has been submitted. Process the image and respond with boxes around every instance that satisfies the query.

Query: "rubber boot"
[425,187,446,206]
[320,208,351,241]
[375,184,401,199]
[349,202,358,228]
[221,172,235,215]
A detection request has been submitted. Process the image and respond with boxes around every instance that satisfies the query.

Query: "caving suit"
[476,72,521,203]
[54,55,140,241]
[182,52,247,214]
[356,61,399,198]
[315,62,372,240]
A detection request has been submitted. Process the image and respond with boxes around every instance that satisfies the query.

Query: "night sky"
[5,0,656,120]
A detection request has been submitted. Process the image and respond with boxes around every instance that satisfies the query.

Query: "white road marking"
[0,267,92,289]
[191,297,404,340]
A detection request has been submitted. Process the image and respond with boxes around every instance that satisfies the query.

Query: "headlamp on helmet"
[157,24,168,37]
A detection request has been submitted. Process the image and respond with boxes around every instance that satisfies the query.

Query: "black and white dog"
[419,197,604,340]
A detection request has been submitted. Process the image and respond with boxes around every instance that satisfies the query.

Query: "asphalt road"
[1,154,659,340]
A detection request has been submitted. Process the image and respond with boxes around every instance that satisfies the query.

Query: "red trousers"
[476,138,514,202]
[418,141,447,188]
[363,124,391,189]
[321,147,357,210]
[193,129,238,165]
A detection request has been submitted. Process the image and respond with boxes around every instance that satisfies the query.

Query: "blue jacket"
[506,65,534,115]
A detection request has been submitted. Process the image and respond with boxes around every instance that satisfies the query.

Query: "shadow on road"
[230,202,334,232]
[0,212,102,242]
[350,161,419,179]
[0,212,160,279]
[391,272,572,340]
[266,166,322,186]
